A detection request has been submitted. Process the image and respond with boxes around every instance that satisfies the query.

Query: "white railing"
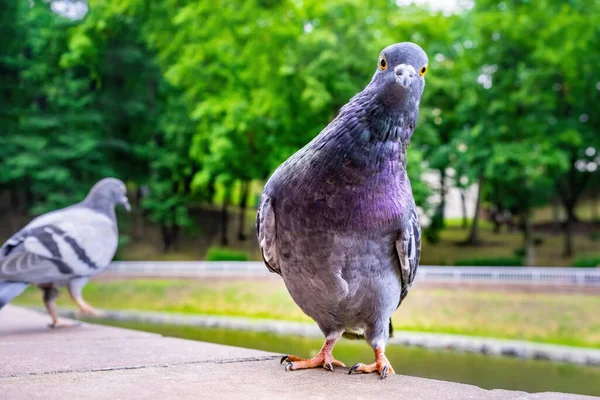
[106,261,267,276]
[104,261,600,286]
[416,266,600,286]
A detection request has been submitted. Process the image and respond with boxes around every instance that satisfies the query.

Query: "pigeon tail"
[0,281,29,309]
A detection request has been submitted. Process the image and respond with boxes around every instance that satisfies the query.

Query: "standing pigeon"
[0,178,130,327]
[257,43,426,378]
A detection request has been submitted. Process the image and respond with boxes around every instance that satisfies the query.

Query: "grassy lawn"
[13,278,600,348]
[420,225,598,266]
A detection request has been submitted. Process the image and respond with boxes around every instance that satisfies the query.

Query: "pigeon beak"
[121,196,131,212]
[394,64,414,89]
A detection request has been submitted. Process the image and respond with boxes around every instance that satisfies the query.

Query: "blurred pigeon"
[0,178,130,327]
[257,43,427,378]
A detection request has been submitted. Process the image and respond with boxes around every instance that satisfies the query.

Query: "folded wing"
[256,195,281,275]
[394,207,421,305]
[0,207,118,284]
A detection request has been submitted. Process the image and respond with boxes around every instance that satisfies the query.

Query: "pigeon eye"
[419,64,428,76]
[379,57,387,71]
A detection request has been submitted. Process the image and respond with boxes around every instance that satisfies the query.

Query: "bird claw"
[48,321,81,329]
[280,353,343,372]
[380,365,389,380]
[348,358,395,378]
[348,363,363,375]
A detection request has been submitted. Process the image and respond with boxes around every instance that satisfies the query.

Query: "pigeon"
[0,178,130,327]
[257,42,426,378]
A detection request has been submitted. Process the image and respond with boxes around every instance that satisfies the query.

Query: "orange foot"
[281,354,345,372]
[348,348,395,379]
[281,336,345,372]
[48,320,81,329]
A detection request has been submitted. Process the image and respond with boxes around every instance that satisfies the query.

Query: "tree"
[456,0,575,262]
[0,1,112,214]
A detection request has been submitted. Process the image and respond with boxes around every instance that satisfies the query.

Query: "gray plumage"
[257,43,426,373]
[0,178,130,313]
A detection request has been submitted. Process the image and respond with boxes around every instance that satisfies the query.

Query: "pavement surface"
[0,306,598,400]
[51,307,600,367]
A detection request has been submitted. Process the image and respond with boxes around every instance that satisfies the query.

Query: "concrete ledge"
[53,307,600,367]
[0,306,597,400]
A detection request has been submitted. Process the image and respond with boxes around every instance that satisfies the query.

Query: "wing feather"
[256,195,281,275]
[394,207,421,305]
[0,207,118,284]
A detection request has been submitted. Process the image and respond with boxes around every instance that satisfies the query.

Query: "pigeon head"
[83,178,131,214]
[341,42,427,144]
[368,42,428,116]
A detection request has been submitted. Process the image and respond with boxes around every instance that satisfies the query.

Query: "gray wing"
[0,225,76,283]
[256,194,281,275]
[0,208,118,284]
[394,207,421,305]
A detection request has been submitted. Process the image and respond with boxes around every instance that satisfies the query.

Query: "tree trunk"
[237,181,250,241]
[221,194,230,246]
[133,186,144,239]
[466,177,483,245]
[523,212,536,266]
[460,188,468,229]
[593,189,599,222]
[563,204,576,258]
[207,176,217,203]
[491,203,502,234]
[161,224,174,253]
[24,177,34,211]
[552,197,561,233]
[9,188,19,210]
[438,168,446,224]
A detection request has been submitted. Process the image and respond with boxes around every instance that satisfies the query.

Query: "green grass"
[418,225,599,267]
[573,254,600,268]
[533,198,598,223]
[13,278,600,349]
[444,217,493,229]
[205,247,249,261]
[453,256,523,266]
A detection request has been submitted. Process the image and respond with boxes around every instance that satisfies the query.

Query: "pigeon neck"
[81,196,117,222]
[343,90,417,146]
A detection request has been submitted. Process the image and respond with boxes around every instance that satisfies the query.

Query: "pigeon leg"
[42,286,60,327]
[68,277,106,318]
[41,286,75,328]
[281,334,345,372]
[348,347,396,379]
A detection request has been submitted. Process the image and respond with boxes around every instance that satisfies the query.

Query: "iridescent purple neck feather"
[265,42,428,231]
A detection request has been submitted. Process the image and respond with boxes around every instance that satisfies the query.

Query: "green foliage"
[454,257,523,267]
[205,247,249,262]
[572,255,600,268]
[1,0,598,261]
[513,248,525,258]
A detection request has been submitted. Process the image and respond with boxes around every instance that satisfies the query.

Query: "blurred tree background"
[0,0,598,266]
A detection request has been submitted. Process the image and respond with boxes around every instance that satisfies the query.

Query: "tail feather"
[341,319,395,340]
[0,281,29,309]
[342,332,365,340]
